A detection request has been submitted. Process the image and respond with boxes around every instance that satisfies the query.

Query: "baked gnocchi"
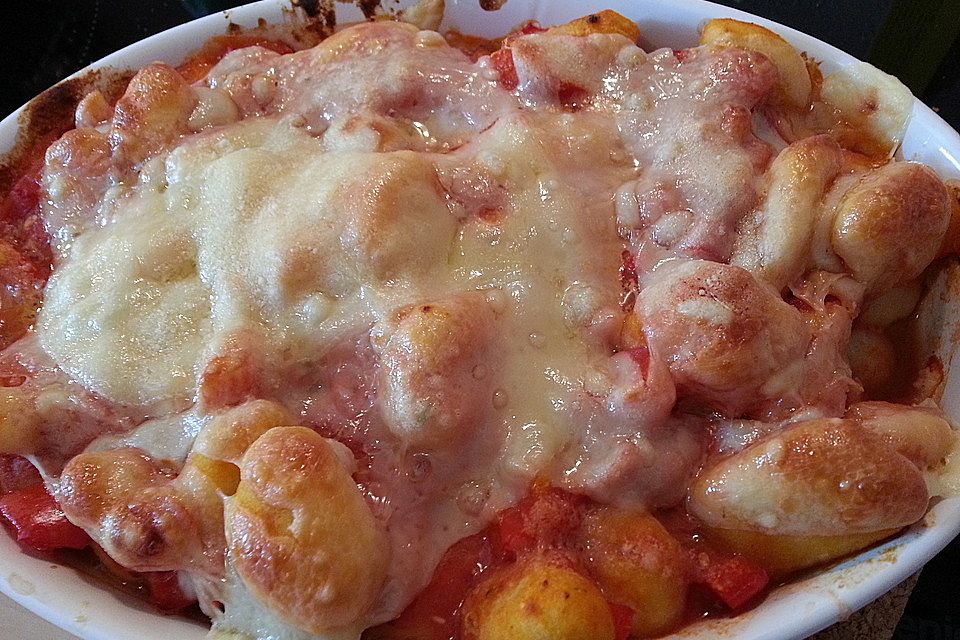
[0,5,957,640]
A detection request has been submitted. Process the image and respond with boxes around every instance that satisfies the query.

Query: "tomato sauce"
[177,35,295,84]
[0,153,52,351]
[365,485,770,640]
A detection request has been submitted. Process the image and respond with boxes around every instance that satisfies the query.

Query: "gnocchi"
[226,427,389,636]
[462,556,617,640]
[0,8,957,640]
[580,509,688,637]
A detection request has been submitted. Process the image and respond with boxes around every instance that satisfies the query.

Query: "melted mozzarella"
[39,121,456,408]
[38,99,659,633]
[24,18,942,640]
[446,111,632,479]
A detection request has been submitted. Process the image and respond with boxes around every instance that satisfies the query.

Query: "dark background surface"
[0,0,958,125]
[0,1,957,638]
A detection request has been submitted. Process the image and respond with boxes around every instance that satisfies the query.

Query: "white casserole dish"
[1,1,959,639]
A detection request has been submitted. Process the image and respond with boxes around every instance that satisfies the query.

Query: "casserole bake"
[2,1,960,639]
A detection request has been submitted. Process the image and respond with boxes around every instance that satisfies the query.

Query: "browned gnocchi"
[0,6,957,640]
[227,427,390,636]
[462,556,617,640]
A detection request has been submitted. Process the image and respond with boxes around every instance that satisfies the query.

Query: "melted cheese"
[447,111,631,479]
[39,120,457,408]
[24,18,953,640]
[39,92,655,634]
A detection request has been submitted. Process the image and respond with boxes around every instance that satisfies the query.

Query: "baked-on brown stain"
[0,67,132,194]
[357,0,382,20]
[291,0,323,17]
[317,3,337,31]
[479,0,508,11]
[291,0,337,38]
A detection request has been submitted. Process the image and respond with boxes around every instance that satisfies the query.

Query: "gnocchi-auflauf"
[0,3,958,639]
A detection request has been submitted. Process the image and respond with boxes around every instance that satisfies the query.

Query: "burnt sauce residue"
[357,0,383,20]
[0,68,132,194]
[291,0,323,17]
[479,0,508,11]
[291,0,337,32]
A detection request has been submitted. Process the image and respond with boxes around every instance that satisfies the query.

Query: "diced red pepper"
[0,455,42,495]
[142,571,195,613]
[485,20,545,93]
[489,48,519,91]
[372,493,588,640]
[662,508,771,614]
[608,601,635,640]
[493,485,584,559]
[0,484,90,551]
[699,554,769,610]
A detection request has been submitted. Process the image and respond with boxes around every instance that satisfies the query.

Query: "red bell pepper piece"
[699,554,769,610]
[489,48,519,91]
[493,486,583,559]
[0,484,90,551]
[142,571,195,613]
[517,20,547,35]
[0,455,42,495]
